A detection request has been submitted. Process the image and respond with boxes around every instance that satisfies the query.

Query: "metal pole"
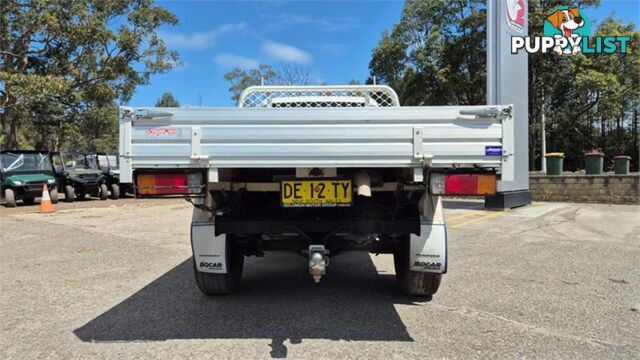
[486,0,497,104]
[484,0,531,209]
[541,88,546,173]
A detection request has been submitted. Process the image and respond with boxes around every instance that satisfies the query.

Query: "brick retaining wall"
[529,174,639,204]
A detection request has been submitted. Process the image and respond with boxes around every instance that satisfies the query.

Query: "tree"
[155,92,180,107]
[527,0,601,170]
[369,0,487,106]
[223,63,313,102]
[224,64,277,103]
[276,63,311,86]
[0,0,180,150]
[525,2,639,170]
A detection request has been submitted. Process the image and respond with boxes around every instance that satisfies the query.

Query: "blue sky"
[129,0,640,107]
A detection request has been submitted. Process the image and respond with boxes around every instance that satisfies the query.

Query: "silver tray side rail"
[118,105,514,184]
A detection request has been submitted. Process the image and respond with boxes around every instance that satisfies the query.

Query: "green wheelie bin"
[545,152,564,175]
[584,151,604,175]
[613,155,631,174]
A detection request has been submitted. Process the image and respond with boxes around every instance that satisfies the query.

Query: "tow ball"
[308,245,329,283]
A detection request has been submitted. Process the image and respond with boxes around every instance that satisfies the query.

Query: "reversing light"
[136,172,203,195]
[429,173,496,196]
[430,173,445,194]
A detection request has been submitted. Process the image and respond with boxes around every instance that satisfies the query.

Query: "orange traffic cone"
[40,184,55,213]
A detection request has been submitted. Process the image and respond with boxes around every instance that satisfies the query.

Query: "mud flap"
[409,222,447,273]
[191,221,227,274]
[412,192,448,274]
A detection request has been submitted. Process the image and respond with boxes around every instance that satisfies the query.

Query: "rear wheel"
[393,237,442,296]
[49,188,59,204]
[64,185,76,202]
[109,184,120,199]
[4,188,16,207]
[99,184,108,200]
[193,236,244,295]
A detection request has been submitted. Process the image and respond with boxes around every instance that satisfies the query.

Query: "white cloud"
[214,53,260,69]
[262,41,312,64]
[161,22,246,50]
[262,14,358,32]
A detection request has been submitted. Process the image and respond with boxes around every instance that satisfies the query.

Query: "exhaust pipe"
[354,171,371,197]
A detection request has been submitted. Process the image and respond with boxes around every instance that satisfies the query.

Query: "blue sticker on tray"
[485,145,502,156]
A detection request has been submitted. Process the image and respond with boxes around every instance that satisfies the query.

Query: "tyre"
[109,183,120,200]
[49,188,59,204]
[99,184,108,200]
[193,236,244,295]
[22,196,35,205]
[64,185,76,202]
[393,237,442,296]
[4,188,16,207]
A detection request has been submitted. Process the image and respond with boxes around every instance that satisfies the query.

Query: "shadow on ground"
[75,252,425,358]
[442,199,486,210]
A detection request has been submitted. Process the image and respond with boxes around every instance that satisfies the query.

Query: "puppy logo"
[544,6,590,54]
[546,8,584,37]
[511,5,630,55]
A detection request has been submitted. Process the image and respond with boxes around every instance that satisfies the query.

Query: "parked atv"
[51,152,108,202]
[0,150,59,207]
[86,153,126,199]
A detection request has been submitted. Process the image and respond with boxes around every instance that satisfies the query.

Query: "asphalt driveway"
[1,199,638,358]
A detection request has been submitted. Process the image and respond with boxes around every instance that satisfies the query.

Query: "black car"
[1,150,59,207]
[51,152,108,202]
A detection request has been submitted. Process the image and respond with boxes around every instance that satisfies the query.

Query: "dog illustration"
[546,7,585,54]
[547,8,584,37]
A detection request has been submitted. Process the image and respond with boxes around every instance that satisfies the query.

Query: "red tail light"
[430,173,496,196]
[445,174,477,194]
[136,172,204,196]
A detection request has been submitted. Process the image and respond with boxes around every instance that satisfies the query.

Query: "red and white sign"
[505,0,526,33]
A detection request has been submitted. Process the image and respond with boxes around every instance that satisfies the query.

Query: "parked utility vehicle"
[86,153,127,199]
[119,85,514,297]
[51,153,108,202]
[1,150,59,207]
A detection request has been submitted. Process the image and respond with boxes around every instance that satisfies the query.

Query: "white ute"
[119,85,514,296]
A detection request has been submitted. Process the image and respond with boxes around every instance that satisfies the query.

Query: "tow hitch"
[308,245,329,283]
